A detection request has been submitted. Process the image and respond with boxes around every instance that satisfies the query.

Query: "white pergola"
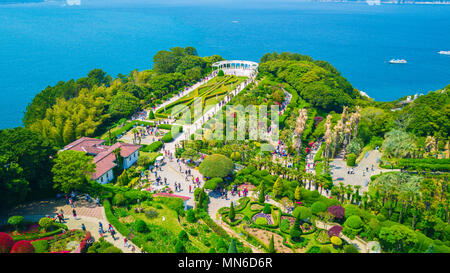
[212,60,259,71]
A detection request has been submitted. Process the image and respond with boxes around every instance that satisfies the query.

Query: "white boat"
[438,51,450,55]
[389,59,407,64]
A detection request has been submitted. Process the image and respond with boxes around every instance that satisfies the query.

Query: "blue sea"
[1,0,449,129]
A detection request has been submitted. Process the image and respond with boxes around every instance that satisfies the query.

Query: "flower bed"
[251,213,273,225]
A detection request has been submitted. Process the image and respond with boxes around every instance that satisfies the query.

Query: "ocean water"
[0,1,449,129]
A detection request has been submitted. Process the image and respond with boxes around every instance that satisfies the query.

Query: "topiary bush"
[280,219,291,233]
[10,240,35,253]
[327,205,345,220]
[263,204,271,214]
[199,154,234,178]
[330,236,342,247]
[311,201,327,215]
[344,204,361,218]
[203,177,222,190]
[113,193,127,207]
[0,232,14,253]
[38,217,55,231]
[293,206,312,221]
[8,216,24,230]
[328,225,343,238]
[31,240,49,253]
[344,215,363,230]
[346,153,357,166]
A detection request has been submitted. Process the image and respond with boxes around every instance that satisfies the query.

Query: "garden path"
[142,71,218,121]
[329,149,399,192]
[315,220,368,253]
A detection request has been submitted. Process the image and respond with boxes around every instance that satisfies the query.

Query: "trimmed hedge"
[141,141,163,152]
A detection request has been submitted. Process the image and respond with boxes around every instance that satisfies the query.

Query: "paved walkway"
[329,149,399,192]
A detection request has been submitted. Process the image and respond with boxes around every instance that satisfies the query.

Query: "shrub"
[330,236,342,246]
[229,202,236,221]
[255,217,268,225]
[263,204,271,214]
[31,240,49,253]
[199,154,234,178]
[38,217,55,231]
[344,204,361,218]
[280,219,291,233]
[327,205,345,220]
[186,209,197,223]
[290,229,302,239]
[344,245,359,253]
[175,240,186,253]
[10,240,35,253]
[8,216,24,229]
[230,151,240,161]
[203,177,222,190]
[0,232,14,253]
[328,225,343,238]
[293,206,312,221]
[178,230,189,242]
[113,193,127,207]
[320,245,332,253]
[306,246,321,253]
[141,141,163,152]
[344,215,363,230]
[311,201,327,214]
[133,220,149,233]
[346,153,357,166]
[218,70,224,76]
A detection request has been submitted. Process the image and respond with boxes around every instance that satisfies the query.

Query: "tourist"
[124,237,130,248]
[72,209,77,219]
[81,223,86,231]
[111,228,116,240]
[99,222,104,234]
[96,196,101,206]
[98,227,103,237]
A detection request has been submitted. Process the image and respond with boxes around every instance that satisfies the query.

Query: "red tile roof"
[63,137,141,180]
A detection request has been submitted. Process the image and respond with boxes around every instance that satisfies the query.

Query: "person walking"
[72,209,77,219]
[124,237,130,248]
[81,223,86,232]
[98,227,103,237]
[110,228,116,240]
[99,222,104,234]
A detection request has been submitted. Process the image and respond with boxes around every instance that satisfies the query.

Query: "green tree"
[258,182,265,203]
[378,225,418,253]
[273,177,284,198]
[227,239,238,253]
[228,202,235,221]
[382,129,416,158]
[294,185,301,201]
[109,92,140,118]
[268,234,276,253]
[198,154,234,178]
[52,150,95,193]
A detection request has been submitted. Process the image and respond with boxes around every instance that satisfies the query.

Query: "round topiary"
[293,206,312,221]
[199,154,234,178]
[0,232,14,253]
[344,204,361,218]
[327,205,345,220]
[330,236,342,246]
[344,215,363,230]
[310,201,327,214]
[38,217,54,231]
[203,177,223,190]
[10,240,35,253]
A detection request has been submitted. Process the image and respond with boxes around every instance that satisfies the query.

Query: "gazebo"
[212,60,259,71]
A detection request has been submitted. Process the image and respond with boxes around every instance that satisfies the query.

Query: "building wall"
[123,151,139,169]
[96,169,114,184]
